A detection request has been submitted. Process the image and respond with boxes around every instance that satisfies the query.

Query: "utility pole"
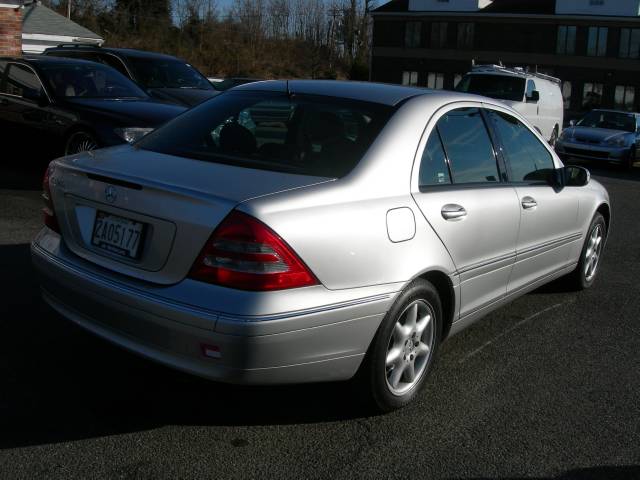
[67,0,71,19]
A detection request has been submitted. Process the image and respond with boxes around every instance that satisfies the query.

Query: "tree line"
[48,0,377,80]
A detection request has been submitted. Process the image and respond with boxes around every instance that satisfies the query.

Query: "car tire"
[65,131,99,155]
[626,146,636,170]
[358,279,442,412]
[568,213,607,290]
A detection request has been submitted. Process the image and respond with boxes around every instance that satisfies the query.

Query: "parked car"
[32,81,610,412]
[456,64,564,145]
[44,44,218,107]
[555,109,639,169]
[0,56,186,158]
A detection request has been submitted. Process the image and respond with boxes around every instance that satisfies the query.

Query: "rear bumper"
[31,229,394,384]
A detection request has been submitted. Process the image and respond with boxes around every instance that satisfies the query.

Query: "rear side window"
[436,108,499,184]
[137,91,394,178]
[3,64,43,98]
[488,111,555,182]
[419,129,451,186]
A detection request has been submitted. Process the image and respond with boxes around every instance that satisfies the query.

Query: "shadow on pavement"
[0,243,373,450]
[465,465,640,480]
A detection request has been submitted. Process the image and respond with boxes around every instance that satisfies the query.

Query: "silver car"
[32,81,610,411]
[555,109,640,169]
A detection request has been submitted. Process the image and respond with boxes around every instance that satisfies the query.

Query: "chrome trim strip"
[517,232,582,257]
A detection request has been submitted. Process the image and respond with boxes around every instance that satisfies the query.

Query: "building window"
[427,72,444,89]
[562,81,572,110]
[583,82,604,108]
[430,22,448,48]
[405,22,422,48]
[454,74,463,88]
[556,26,576,55]
[615,86,635,111]
[402,71,418,86]
[587,27,608,56]
[457,23,474,49]
[619,28,640,59]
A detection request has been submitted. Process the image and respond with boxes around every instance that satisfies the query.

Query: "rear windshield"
[136,91,394,178]
[456,74,526,102]
[126,56,213,90]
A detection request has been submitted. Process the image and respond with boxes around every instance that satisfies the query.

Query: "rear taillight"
[42,162,60,233]
[189,211,318,291]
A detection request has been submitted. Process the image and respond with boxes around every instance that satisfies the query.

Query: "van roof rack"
[470,63,561,84]
[54,43,102,49]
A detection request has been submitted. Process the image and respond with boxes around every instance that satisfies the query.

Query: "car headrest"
[219,122,256,155]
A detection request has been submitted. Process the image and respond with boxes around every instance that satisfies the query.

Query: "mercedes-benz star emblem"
[105,186,117,203]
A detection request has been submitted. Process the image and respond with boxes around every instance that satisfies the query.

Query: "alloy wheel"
[584,223,603,282]
[385,299,435,396]
[66,133,98,155]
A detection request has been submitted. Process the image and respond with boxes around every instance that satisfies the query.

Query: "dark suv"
[44,45,218,107]
[0,56,186,160]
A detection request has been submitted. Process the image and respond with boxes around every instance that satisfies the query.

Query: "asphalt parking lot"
[0,162,639,479]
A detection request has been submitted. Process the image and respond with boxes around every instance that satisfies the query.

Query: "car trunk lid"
[50,144,331,285]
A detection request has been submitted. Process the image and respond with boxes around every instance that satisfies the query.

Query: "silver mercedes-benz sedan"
[32,80,610,411]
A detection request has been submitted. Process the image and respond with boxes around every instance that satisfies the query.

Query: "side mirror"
[526,90,540,103]
[562,165,590,187]
[569,119,576,127]
[23,88,48,107]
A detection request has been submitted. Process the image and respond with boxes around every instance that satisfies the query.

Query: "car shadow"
[462,465,640,480]
[0,243,376,450]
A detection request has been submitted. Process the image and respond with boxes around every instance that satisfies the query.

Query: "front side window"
[587,27,608,56]
[582,82,603,109]
[39,63,147,99]
[614,85,635,111]
[137,91,394,178]
[435,108,499,184]
[556,25,577,55]
[488,111,554,183]
[456,74,525,102]
[405,22,422,48]
[419,129,451,187]
[3,64,43,98]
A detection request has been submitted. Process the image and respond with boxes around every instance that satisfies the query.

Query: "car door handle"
[521,196,538,209]
[441,204,467,220]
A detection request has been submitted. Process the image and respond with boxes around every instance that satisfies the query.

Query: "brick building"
[0,2,22,56]
[371,0,640,120]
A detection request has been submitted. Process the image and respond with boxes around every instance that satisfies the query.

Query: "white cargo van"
[456,64,564,145]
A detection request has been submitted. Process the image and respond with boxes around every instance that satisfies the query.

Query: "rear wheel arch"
[416,270,455,341]
[596,202,611,232]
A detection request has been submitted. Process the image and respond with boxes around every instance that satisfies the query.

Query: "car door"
[412,105,521,318]
[3,62,67,161]
[485,108,580,293]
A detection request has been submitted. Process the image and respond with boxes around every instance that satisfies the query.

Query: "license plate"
[91,211,145,259]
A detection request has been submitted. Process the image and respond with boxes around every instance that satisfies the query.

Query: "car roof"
[233,80,478,107]
[45,45,184,61]
[591,109,640,116]
[0,55,104,67]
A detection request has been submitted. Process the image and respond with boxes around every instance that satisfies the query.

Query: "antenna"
[286,79,293,98]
